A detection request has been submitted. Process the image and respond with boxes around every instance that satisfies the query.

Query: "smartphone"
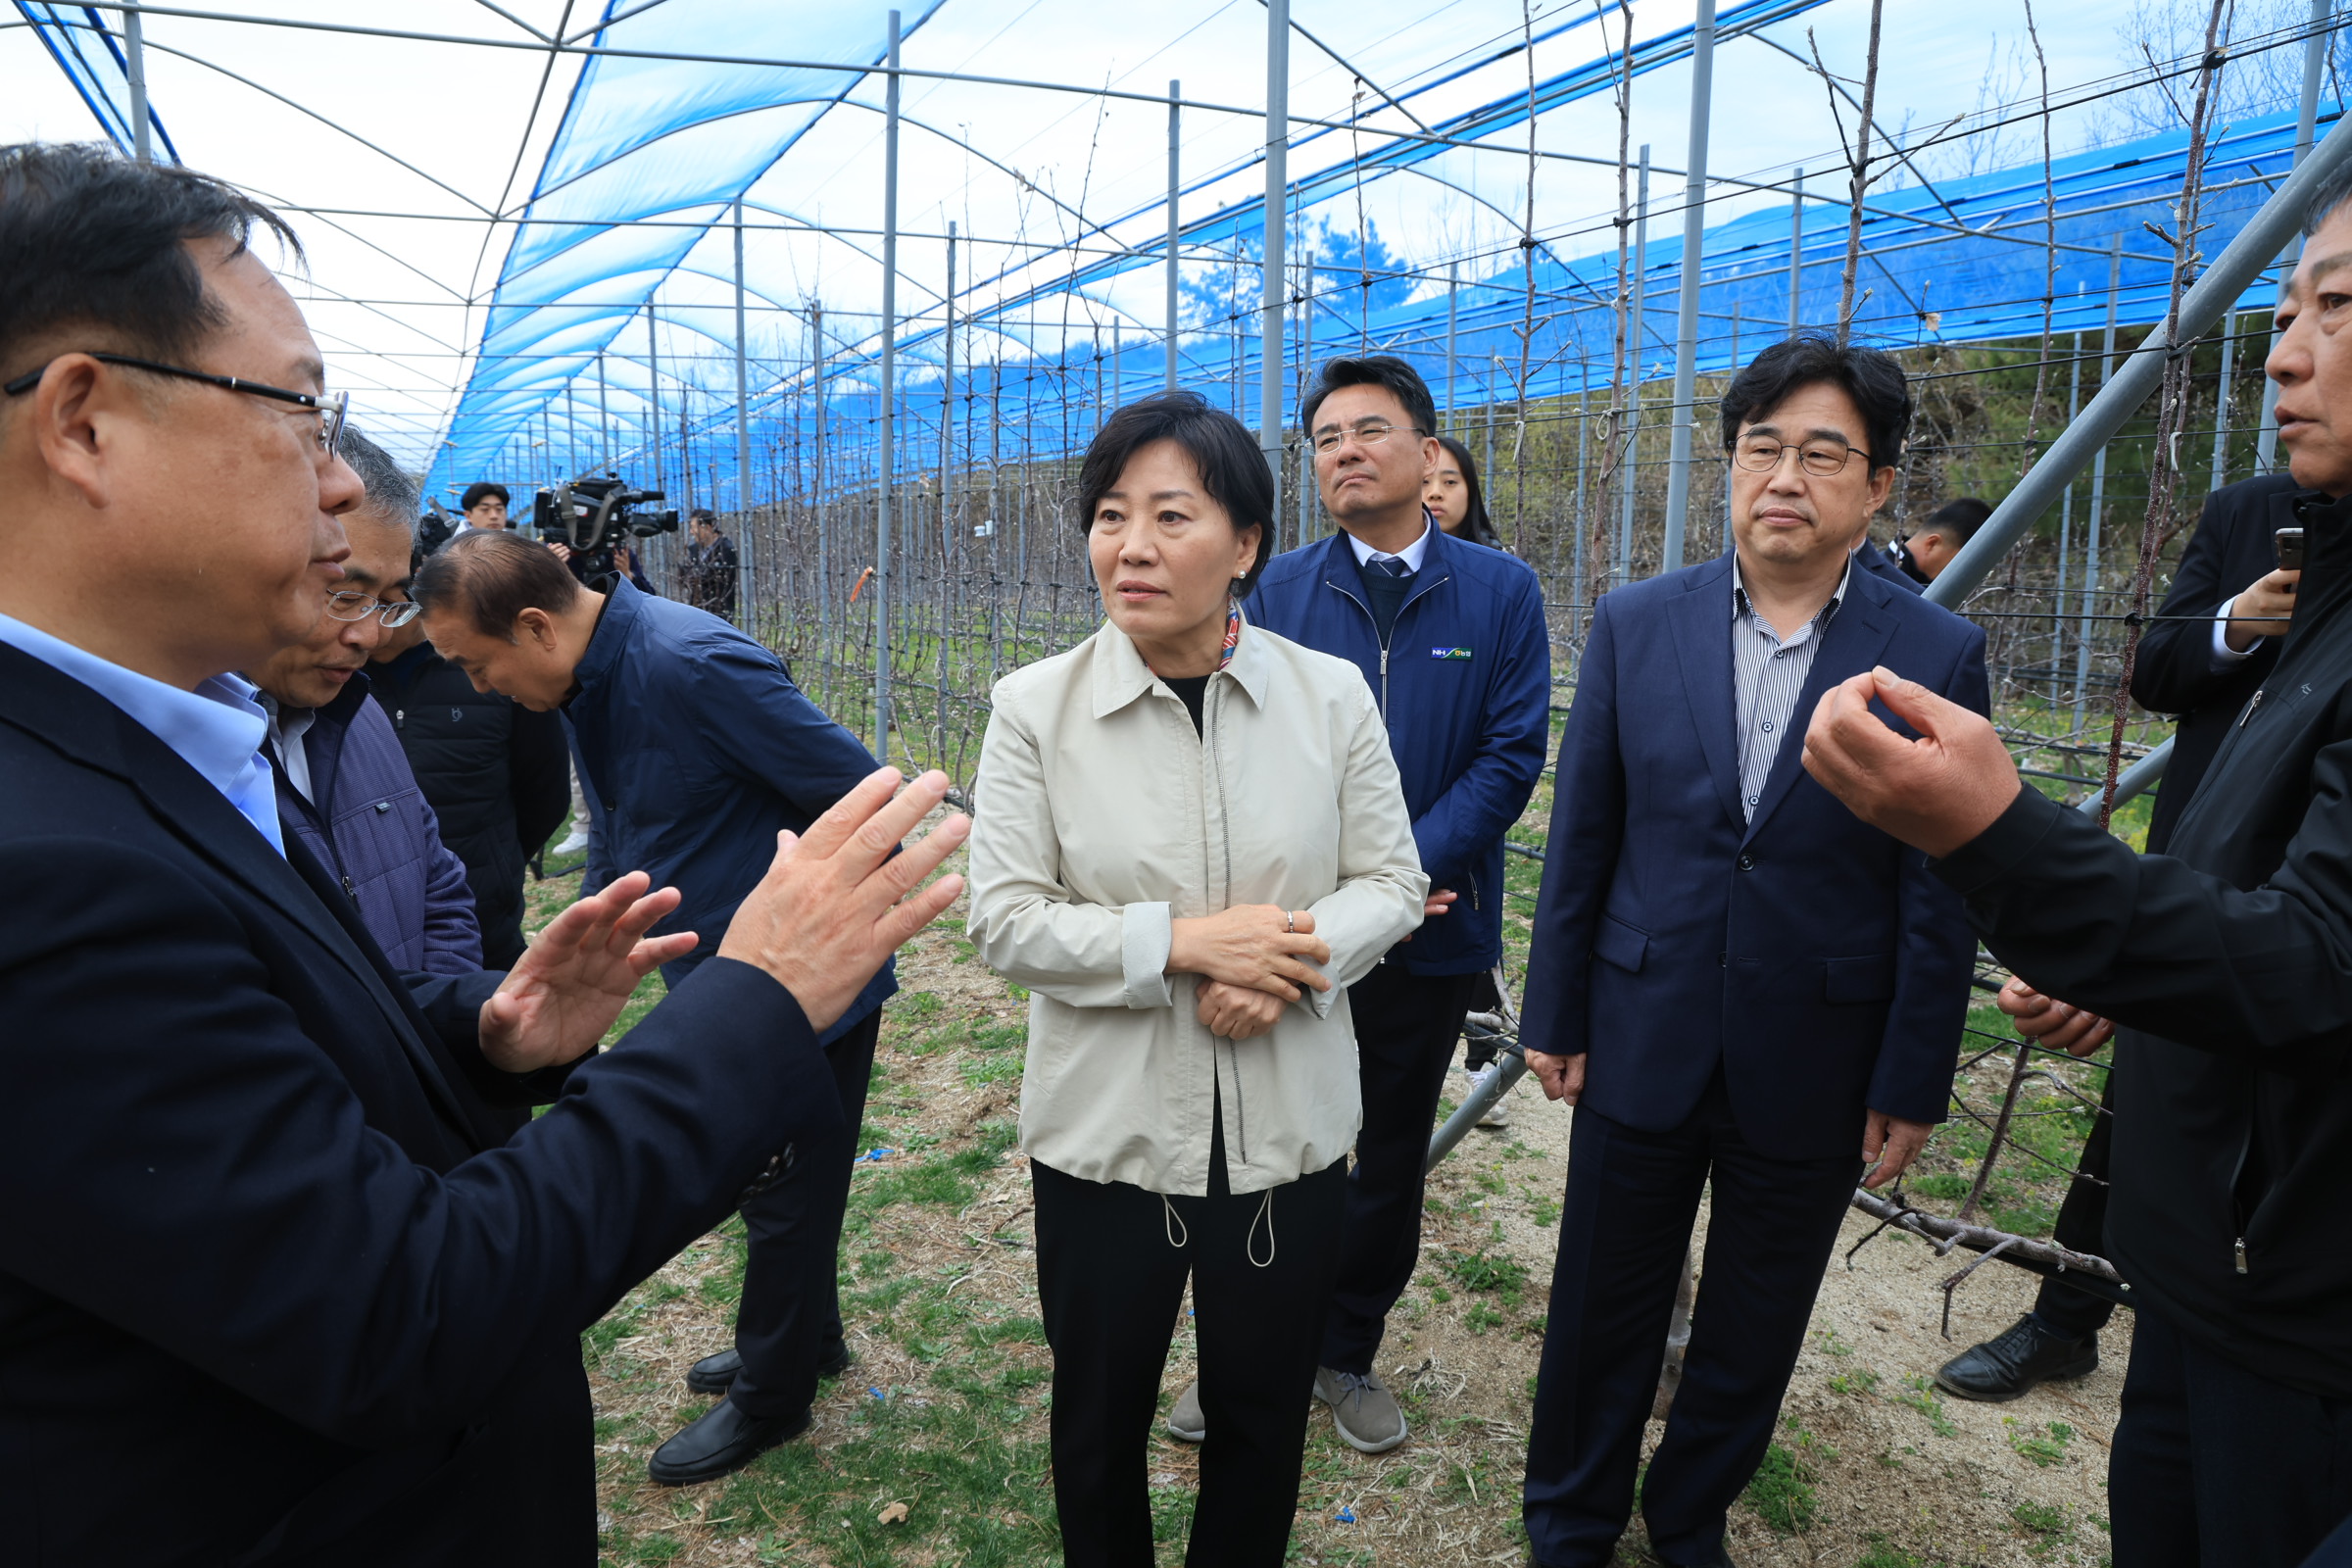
[2278,526,2305,571]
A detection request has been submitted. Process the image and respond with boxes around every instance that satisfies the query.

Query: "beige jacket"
[967,616,1428,1197]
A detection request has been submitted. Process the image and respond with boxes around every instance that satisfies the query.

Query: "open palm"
[479,871,700,1072]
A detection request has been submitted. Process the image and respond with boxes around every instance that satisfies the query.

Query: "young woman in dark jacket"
[1424,435,1507,550]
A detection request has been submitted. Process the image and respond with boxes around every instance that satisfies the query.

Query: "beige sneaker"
[1165,1379,1205,1443]
[1315,1366,1409,1452]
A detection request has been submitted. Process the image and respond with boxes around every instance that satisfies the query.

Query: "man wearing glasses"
[1514,337,1987,1568]
[0,143,966,1566]
[244,426,483,980]
[1240,356,1552,1455]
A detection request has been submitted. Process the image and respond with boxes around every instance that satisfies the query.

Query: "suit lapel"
[1665,559,1745,828]
[1741,571,1898,845]
[0,646,481,1142]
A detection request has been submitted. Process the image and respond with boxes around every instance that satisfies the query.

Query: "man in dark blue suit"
[1516,337,1986,1568]
[0,143,967,1566]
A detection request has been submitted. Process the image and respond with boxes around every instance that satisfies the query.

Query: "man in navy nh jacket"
[415,531,895,1486]
[1515,338,1985,1568]
[1247,356,1551,1454]
[248,429,481,979]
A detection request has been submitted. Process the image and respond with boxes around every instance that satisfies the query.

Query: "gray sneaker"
[1165,1379,1205,1443]
[1315,1366,1409,1453]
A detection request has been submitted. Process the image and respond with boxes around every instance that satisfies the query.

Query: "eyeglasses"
[1311,419,1426,455]
[1733,436,1871,477]
[323,590,421,628]
[3,352,349,462]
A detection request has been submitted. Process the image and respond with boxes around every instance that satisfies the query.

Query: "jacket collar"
[1088,611,1271,720]
[568,577,640,704]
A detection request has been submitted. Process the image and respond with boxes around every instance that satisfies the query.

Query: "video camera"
[531,474,680,590]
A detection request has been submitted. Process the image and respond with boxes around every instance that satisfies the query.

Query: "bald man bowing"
[1803,161,2352,1568]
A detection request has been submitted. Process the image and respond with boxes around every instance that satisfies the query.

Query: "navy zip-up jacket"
[267,672,482,976]
[568,579,894,1042]
[1249,525,1551,975]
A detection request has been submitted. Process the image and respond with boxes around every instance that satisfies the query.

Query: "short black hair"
[1915,496,1990,545]
[414,527,583,640]
[0,142,299,385]
[2307,157,2352,236]
[1432,435,1502,548]
[1719,335,1911,476]
[1076,391,1274,596]
[1300,355,1438,440]
[460,481,511,512]
[691,509,717,526]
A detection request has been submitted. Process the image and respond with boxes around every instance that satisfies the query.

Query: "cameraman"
[684,509,740,622]
[413,529,894,1485]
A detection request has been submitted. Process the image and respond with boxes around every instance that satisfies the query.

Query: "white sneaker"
[1466,1064,1509,1128]
[552,831,590,857]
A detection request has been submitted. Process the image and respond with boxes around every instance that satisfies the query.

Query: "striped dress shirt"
[1731,557,1851,823]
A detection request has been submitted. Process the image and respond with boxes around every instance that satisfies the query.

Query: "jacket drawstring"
[1162,1195,1190,1250]
[1247,1189,1276,1268]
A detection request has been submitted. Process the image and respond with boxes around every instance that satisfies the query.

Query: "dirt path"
[569,859,2122,1568]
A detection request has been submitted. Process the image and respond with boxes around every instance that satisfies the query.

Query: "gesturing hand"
[716,766,970,1032]
[1197,979,1287,1040]
[1167,904,1333,1002]
[2224,568,2300,652]
[1996,975,2115,1057]
[479,871,700,1072]
[1800,665,2021,858]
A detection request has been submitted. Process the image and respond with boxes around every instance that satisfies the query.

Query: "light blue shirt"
[0,609,285,854]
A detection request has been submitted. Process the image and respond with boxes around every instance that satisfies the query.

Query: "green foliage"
[1741,1441,1818,1535]
[1896,1375,1960,1438]
[1444,1250,1531,1308]
[2006,1417,2076,1467]
[1858,1533,1925,1568]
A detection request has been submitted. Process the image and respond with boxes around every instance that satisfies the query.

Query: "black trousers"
[1523,1073,1860,1568]
[2031,1068,2120,1340]
[725,1009,879,1421]
[2111,1302,2352,1568]
[1033,1149,1348,1568]
[1318,963,1481,1375]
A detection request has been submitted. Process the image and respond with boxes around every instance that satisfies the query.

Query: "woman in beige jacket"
[968,392,1427,1568]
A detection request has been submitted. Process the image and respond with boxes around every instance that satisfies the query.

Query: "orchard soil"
[532,832,2122,1568]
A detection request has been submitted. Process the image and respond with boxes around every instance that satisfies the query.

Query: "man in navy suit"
[1515,337,1986,1568]
[0,143,966,1565]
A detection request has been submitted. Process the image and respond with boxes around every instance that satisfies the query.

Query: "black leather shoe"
[683,1344,854,1396]
[647,1398,811,1485]
[1935,1314,2097,1402]
[685,1348,742,1395]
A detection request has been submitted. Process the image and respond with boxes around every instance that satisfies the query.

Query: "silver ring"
[1285,910,1296,933]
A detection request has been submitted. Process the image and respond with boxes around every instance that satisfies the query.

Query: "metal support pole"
[813,303,828,656]
[1299,253,1316,544]
[1261,0,1291,510]
[2212,308,2236,495]
[945,220,956,558]
[733,198,756,613]
[875,10,902,761]
[1661,0,1717,574]
[1167,79,1182,392]
[1617,145,1650,585]
[2259,0,2333,472]
[1929,117,2352,610]
[1446,261,1460,435]
[123,4,153,163]
[645,308,662,495]
[2072,239,2123,734]
[597,351,612,469]
[1788,168,1803,337]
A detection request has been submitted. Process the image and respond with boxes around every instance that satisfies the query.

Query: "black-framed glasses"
[3,352,348,461]
[1732,436,1871,477]
[1311,419,1427,455]
[323,590,420,628]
